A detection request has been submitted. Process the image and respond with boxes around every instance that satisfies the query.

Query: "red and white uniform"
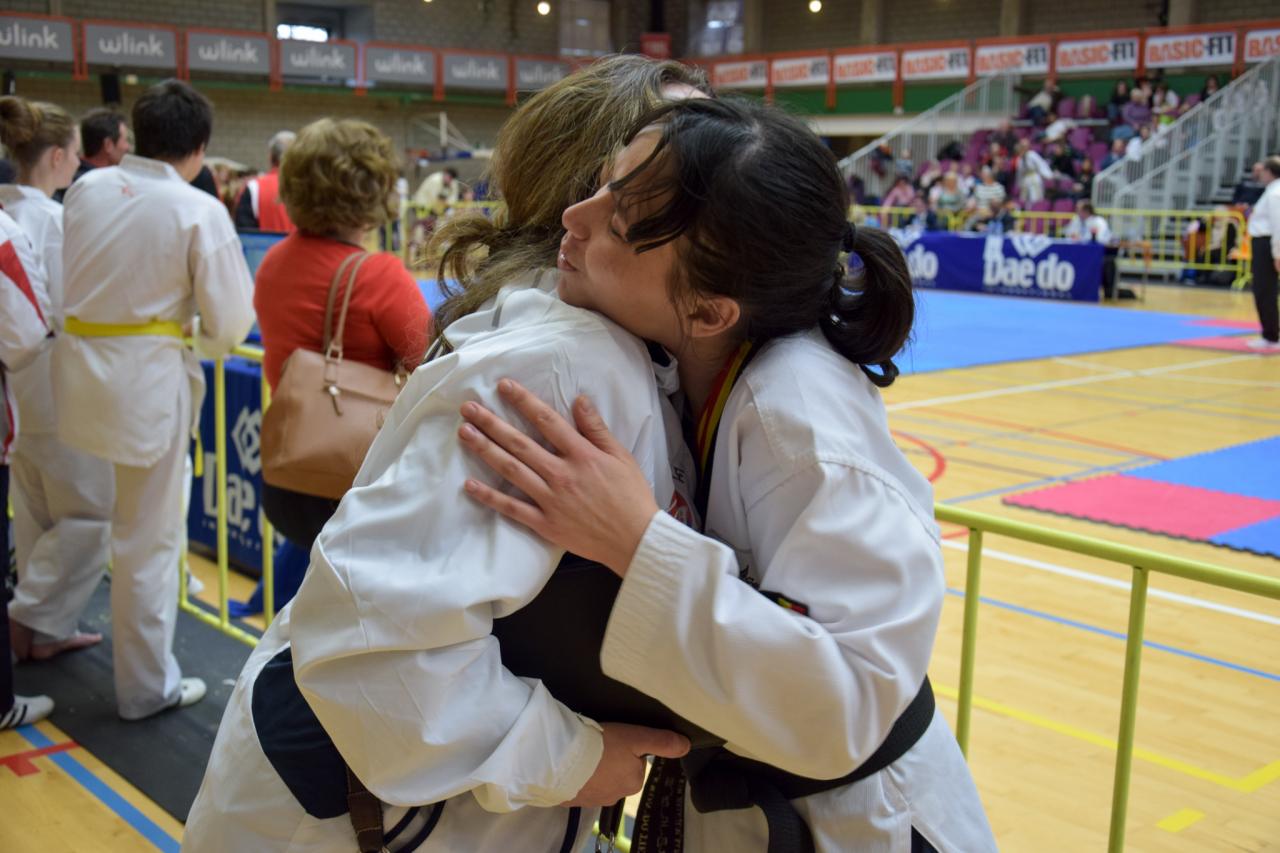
[0,209,51,455]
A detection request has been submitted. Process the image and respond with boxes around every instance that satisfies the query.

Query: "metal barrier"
[395,200,503,274]
[936,503,1280,853]
[183,347,1279,850]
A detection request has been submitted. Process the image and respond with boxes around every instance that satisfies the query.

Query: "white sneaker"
[174,677,207,709]
[0,694,54,729]
[1246,337,1280,351]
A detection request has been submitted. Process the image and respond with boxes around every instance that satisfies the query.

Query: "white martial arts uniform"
[600,330,997,852]
[0,210,52,444]
[54,154,255,719]
[186,275,694,853]
[0,184,114,646]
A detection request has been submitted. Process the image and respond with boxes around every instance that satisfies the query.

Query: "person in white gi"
[185,273,696,853]
[186,55,715,853]
[54,80,254,720]
[0,208,58,729]
[459,99,998,851]
[0,96,115,662]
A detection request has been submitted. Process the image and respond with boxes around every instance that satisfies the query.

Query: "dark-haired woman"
[460,98,996,851]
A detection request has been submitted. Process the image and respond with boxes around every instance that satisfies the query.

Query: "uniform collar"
[0,183,48,204]
[121,153,185,183]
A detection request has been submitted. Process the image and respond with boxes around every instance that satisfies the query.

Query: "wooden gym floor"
[2,285,1277,852]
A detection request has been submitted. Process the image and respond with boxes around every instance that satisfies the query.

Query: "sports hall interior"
[1,0,1278,851]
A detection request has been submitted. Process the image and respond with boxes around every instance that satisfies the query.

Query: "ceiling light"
[537,1,551,14]
[809,0,822,11]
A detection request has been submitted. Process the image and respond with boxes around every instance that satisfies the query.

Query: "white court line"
[1050,356,1131,374]
[941,540,1280,626]
[892,354,1251,412]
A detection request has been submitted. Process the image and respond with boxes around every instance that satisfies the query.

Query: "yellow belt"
[62,314,201,475]
[64,316,183,338]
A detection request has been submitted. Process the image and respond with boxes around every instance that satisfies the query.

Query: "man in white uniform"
[54,79,255,720]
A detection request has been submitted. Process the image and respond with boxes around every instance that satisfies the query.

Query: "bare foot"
[9,620,34,663]
[29,632,103,661]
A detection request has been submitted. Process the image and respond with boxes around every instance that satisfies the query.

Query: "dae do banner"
[893,231,1102,302]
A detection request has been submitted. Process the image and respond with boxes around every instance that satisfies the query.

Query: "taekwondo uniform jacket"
[185,274,696,853]
[0,210,51,457]
[54,154,254,467]
[601,329,997,852]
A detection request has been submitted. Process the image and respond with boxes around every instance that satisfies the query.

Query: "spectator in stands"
[894,147,914,180]
[234,130,296,233]
[880,175,917,211]
[1064,201,1117,299]
[1151,82,1180,125]
[1201,74,1221,101]
[1042,112,1075,143]
[1048,142,1077,181]
[0,96,115,665]
[1073,157,1096,200]
[971,165,1007,213]
[51,108,129,203]
[1014,138,1053,204]
[982,141,1004,169]
[1107,81,1130,124]
[956,162,976,196]
[907,194,942,231]
[412,166,462,215]
[1114,89,1151,141]
[1233,161,1266,207]
[1078,93,1098,121]
[54,79,254,720]
[991,120,1018,156]
[1126,124,1153,162]
[1246,156,1280,349]
[929,170,968,219]
[917,161,944,195]
[993,153,1016,194]
[938,139,965,162]
[1025,81,1060,127]
[1101,137,1127,170]
[256,118,431,554]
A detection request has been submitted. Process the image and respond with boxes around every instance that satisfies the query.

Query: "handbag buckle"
[327,384,343,415]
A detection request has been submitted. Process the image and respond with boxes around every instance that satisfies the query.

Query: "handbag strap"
[323,250,373,360]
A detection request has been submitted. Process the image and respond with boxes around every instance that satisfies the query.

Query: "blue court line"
[946,588,1280,683]
[945,459,1148,504]
[14,724,180,853]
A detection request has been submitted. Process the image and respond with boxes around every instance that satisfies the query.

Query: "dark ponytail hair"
[612,97,914,386]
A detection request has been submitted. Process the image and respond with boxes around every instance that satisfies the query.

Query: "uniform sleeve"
[1268,190,1280,261]
[289,331,666,811]
[190,210,255,357]
[602,462,944,780]
[367,254,431,368]
[0,230,52,370]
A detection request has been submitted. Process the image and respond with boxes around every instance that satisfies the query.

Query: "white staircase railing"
[1093,55,1280,212]
[838,74,1019,200]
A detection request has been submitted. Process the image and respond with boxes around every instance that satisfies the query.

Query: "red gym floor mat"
[1171,334,1280,354]
[1004,474,1280,549]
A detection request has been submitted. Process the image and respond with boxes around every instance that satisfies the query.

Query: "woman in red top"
[254,117,429,551]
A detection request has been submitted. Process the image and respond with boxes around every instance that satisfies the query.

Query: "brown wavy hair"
[280,118,399,236]
[0,96,76,173]
[428,55,710,342]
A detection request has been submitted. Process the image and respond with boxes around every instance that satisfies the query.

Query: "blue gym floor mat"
[1211,515,1280,557]
[1125,436,1280,502]
[898,290,1245,374]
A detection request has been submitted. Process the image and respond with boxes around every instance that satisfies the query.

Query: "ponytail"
[820,224,914,388]
[0,96,75,173]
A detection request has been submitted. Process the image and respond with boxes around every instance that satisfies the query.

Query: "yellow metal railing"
[184,346,1278,850]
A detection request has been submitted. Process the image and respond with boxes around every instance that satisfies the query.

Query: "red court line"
[933,408,1171,461]
[1,740,78,777]
[892,430,947,483]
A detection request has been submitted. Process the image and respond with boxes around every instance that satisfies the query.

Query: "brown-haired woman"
[458,98,998,851]
[0,96,114,663]
[253,118,430,553]
[186,56,711,853]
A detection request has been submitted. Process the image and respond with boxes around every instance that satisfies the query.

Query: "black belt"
[630,677,936,853]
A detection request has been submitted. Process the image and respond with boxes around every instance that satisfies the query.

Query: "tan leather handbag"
[261,251,406,499]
